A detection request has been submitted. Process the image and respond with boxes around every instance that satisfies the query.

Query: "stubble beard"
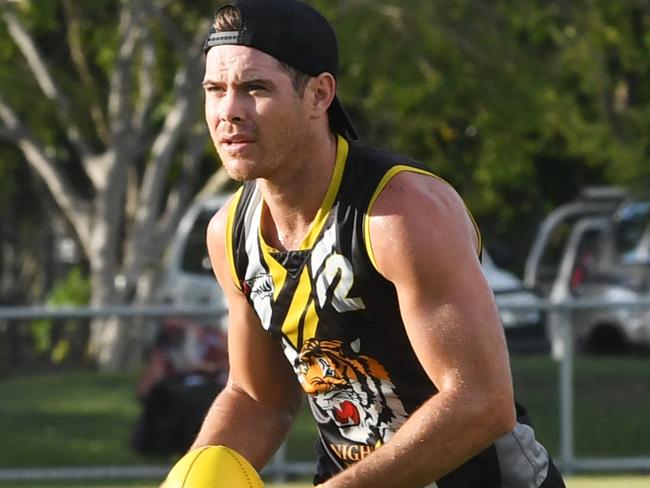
[219,154,259,182]
[214,139,263,182]
[217,123,308,184]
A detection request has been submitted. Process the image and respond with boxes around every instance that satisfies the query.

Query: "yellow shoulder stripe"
[363,165,482,273]
[225,187,244,291]
[300,135,348,250]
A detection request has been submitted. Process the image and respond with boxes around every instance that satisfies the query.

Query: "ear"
[307,72,336,118]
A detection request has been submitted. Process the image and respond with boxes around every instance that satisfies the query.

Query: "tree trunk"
[0,2,222,371]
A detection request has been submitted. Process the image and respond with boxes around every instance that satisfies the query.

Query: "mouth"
[219,134,254,151]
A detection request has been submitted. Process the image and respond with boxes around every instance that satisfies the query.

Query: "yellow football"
[165,445,264,488]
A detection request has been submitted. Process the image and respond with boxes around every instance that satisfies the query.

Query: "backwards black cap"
[203,0,357,140]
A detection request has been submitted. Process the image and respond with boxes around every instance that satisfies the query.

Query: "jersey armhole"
[225,187,244,291]
[363,166,482,274]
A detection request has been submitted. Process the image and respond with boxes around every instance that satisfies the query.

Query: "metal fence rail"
[542,296,650,474]
[1,298,650,481]
[0,304,225,320]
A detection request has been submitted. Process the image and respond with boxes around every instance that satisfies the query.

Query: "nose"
[217,89,245,124]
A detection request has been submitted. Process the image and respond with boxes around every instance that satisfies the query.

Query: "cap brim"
[329,96,358,140]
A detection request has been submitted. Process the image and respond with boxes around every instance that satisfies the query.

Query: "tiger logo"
[296,338,408,446]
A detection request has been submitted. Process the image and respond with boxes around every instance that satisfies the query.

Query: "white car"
[481,252,549,353]
[155,195,230,327]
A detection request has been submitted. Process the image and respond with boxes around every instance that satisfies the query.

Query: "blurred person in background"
[132,317,227,456]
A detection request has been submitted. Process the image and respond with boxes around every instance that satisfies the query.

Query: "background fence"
[1,298,649,482]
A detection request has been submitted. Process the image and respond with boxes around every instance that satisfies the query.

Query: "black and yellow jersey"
[225,136,560,488]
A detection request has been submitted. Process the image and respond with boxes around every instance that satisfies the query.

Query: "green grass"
[270,479,650,488]
[1,354,649,486]
[565,475,650,488]
[1,476,650,488]
[510,354,650,457]
[0,371,173,467]
[266,479,650,488]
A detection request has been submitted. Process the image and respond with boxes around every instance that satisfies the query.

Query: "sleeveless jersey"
[225,136,557,487]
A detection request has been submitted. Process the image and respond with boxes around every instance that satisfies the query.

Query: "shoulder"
[374,171,468,218]
[368,171,480,281]
[206,192,244,290]
[206,193,237,247]
[206,185,253,245]
[370,170,475,242]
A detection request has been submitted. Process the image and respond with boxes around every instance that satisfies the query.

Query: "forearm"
[191,382,301,470]
[321,389,515,488]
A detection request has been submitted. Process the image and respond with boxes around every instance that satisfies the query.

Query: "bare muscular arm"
[322,173,516,487]
[191,198,303,470]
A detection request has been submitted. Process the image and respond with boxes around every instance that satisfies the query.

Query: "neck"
[259,131,339,251]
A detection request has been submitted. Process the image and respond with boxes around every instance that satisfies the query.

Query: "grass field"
[510,354,650,456]
[278,479,650,488]
[1,354,649,486]
[1,476,650,487]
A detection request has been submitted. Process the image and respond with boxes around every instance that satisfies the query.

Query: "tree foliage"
[317,0,650,262]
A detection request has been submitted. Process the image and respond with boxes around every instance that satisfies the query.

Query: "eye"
[203,83,224,94]
[245,82,269,94]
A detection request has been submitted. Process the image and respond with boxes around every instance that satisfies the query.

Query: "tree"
[0,0,230,369]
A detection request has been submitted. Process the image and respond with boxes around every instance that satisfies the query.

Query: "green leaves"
[310,0,650,263]
[2,0,650,276]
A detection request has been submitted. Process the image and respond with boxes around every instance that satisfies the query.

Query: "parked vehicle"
[525,188,650,356]
[155,195,230,325]
[481,252,548,353]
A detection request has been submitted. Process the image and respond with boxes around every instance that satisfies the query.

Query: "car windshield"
[615,203,650,264]
[180,209,215,276]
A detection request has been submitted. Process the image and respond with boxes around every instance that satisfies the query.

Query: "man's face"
[203,45,310,181]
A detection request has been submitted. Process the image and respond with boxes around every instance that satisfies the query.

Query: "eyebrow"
[242,78,274,88]
[202,78,221,88]
[202,76,275,88]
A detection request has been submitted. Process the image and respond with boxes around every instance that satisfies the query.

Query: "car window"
[180,209,215,276]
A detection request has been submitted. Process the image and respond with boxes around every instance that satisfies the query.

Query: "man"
[193,0,565,486]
